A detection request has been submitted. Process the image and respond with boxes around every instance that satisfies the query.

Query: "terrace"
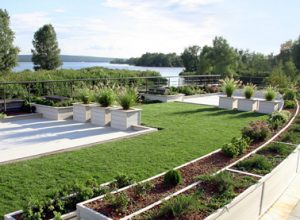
[0,76,299,220]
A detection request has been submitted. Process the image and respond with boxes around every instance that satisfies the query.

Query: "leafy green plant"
[164,170,182,187]
[284,100,297,109]
[283,89,296,101]
[133,182,153,198]
[264,86,276,101]
[258,143,292,157]
[268,110,291,129]
[199,172,234,195]
[117,88,137,110]
[104,192,130,213]
[236,155,272,174]
[156,195,198,218]
[281,132,297,143]
[222,137,249,158]
[242,120,271,142]
[114,174,135,188]
[96,88,115,107]
[220,77,240,97]
[243,84,256,99]
[23,199,44,220]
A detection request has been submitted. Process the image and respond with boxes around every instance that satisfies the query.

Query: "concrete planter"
[4,210,77,220]
[257,100,279,114]
[143,93,184,103]
[218,96,238,109]
[237,98,258,112]
[33,104,73,120]
[111,108,141,130]
[205,146,300,220]
[73,103,95,123]
[91,106,112,126]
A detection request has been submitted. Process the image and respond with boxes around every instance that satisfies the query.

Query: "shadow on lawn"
[172,106,265,119]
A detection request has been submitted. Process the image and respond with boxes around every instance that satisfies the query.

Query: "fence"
[0,75,221,112]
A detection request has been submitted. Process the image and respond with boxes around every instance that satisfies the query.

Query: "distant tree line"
[111,53,183,67]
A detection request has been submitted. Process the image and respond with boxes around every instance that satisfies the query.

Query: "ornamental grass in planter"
[257,86,279,114]
[219,77,240,109]
[111,88,141,130]
[73,88,95,122]
[91,88,115,126]
[237,84,258,112]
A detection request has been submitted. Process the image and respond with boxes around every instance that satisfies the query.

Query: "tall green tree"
[31,24,62,70]
[0,9,19,73]
[180,45,201,72]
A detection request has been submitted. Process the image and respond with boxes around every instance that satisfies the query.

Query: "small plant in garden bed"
[133,182,153,198]
[283,89,296,101]
[235,155,272,175]
[258,143,294,158]
[104,192,130,214]
[78,88,94,104]
[222,137,250,158]
[20,178,109,220]
[268,110,291,130]
[0,112,6,119]
[140,172,257,220]
[113,174,135,189]
[284,100,297,109]
[32,97,73,107]
[164,170,183,187]
[242,120,271,142]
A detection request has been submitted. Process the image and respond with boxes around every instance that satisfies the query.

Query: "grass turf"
[0,102,266,217]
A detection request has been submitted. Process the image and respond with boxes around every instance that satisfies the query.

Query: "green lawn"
[0,102,266,217]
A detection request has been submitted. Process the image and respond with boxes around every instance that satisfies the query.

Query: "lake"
[14,62,184,77]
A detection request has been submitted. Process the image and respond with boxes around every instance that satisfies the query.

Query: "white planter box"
[205,147,300,220]
[4,210,77,220]
[111,108,141,130]
[91,106,112,126]
[237,98,258,112]
[257,100,279,114]
[218,96,238,110]
[73,103,95,123]
[33,104,73,120]
[143,93,184,103]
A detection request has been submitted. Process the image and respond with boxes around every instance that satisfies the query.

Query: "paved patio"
[0,118,155,164]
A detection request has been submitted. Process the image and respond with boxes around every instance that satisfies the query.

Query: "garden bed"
[143,93,184,103]
[33,103,73,120]
[77,102,299,220]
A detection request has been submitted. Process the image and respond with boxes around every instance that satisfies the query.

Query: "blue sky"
[1,0,299,58]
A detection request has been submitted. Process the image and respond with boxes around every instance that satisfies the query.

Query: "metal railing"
[0,75,221,112]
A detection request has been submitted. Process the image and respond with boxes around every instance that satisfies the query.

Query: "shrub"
[157,195,198,218]
[164,170,182,187]
[243,84,256,99]
[291,124,300,132]
[104,192,129,212]
[268,110,291,129]
[96,88,115,107]
[264,86,276,101]
[221,137,249,158]
[284,100,297,109]
[222,143,239,158]
[258,143,292,157]
[236,155,272,174]
[177,86,195,96]
[133,182,153,198]
[117,88,137,110]
[220,77,240,97]
[242,120,271,142]
[283,89,296,101]
[114,174,134,188]
[199,172,234,195]
[281,132,297,143]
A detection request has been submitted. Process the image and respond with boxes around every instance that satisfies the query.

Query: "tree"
[180,45,201,72]
[292,36,300,70]
[0,9,19,73]
[31,24,62,70]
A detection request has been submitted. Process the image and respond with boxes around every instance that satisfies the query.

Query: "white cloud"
[54,8,65,13]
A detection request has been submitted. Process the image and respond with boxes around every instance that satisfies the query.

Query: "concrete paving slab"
[0,118,155,164]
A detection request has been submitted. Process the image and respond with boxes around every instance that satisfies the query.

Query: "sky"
[1,0,299,58]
